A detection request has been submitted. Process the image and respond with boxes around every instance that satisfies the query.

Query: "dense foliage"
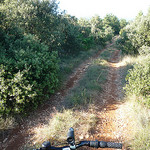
[0,29,59,115]
[0,0,123,116]
[117,8,150,106]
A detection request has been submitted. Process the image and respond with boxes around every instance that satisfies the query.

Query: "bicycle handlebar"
[36,128,122,150]
[90,141,122,149]
[78,140,122,149]
[37,141,122,150]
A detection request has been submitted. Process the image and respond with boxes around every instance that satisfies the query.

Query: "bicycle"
[36,127,122,150]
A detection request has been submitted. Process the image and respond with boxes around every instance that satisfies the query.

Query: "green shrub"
[125,57,150,105]
[81,36,94,50]
[12,34,60,95]
[0,34,60,116]
[104,26,114,42]
[118,10,150,55]
[0,65,36,115]
[116,30,138,54]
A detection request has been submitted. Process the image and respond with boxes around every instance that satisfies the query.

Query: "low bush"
[125,57,150,106]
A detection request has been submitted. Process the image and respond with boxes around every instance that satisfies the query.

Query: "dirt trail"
[1,41,130,150]
[92,48,131,150]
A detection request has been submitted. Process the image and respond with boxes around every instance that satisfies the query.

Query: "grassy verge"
[25,43,116,149]
[118,54,150,150]
[122,95,150,150]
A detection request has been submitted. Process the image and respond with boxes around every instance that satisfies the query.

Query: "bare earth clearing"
[1,41,131,150]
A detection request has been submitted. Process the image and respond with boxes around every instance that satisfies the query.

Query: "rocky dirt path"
[1,41,131,150]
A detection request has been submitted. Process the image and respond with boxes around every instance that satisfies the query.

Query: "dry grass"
[117,55,147,67]
[119,95,150,149]
[0,116,16,130]
[116,55,137,67]
[31,107,98,145]
[128,96,150,150]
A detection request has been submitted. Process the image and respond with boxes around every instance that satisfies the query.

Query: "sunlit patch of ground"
[29,107,98,146]
[110,55,139,68]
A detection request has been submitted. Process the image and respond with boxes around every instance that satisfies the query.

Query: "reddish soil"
[89,48,131,150]
[0,41,130,150]
[91,49,124,150]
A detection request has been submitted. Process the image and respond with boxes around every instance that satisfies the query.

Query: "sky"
[58,0,150,20]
